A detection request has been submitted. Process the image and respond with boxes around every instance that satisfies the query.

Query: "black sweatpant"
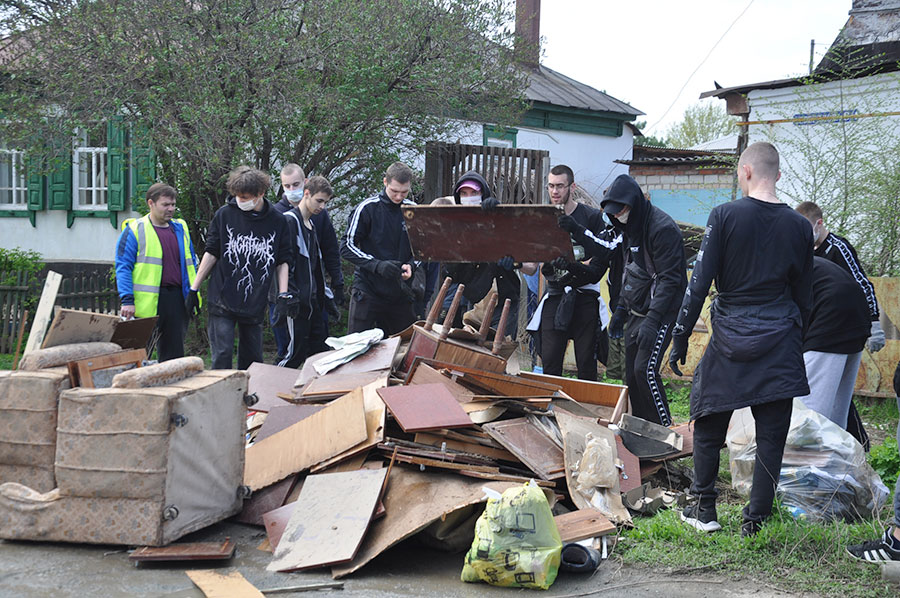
[155,285,187,362]
[691,398,792,523]
[540,293,598,380]
[347,288,416,336]
[624,315,673,426]
[279,310,328,369]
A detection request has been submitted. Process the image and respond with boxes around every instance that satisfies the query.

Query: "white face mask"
[285,188,304,205]
[237,197,259,212]
[460,195,481,206]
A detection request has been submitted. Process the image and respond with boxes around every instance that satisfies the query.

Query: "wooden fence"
[0,270,118,353]
[423,142,551,205]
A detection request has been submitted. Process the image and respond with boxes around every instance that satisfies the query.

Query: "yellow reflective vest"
[123,215,198,318]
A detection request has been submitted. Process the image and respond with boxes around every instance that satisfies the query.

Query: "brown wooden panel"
[129,539,236,562]
[520,371,627,408]
[377,383,472,432]
[246,362,302,413]
[110,316,157,350]
[482,417,564,481]
[233,474,297,526]
[406,362,472,403]
[615,436,642,494]
[402,204,573,263]
[262,501,295,551]
[300,370,389,399]
[554,509,616,543]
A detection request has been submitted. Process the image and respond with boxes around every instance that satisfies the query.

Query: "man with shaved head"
[668,142,814,537]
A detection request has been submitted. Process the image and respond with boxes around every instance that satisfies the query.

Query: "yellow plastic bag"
[461,481,562,590]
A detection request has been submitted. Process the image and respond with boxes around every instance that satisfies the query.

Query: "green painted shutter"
[130,125,156,202]
[107,117,127,212]
[48,139,72,210]
[26,156,44,211]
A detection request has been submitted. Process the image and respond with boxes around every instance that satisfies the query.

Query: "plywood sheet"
[377,383,472,432]
[109,316,158,350]
[555,409,631,525]
[615,436,642,494]
[554,509,616,543]
[482,417,564,480]
[520,371,628,408]
[255,405,324,443]
[262,501,295,552]
[244,389,367,490]
[186,570,264,598]
[268,468,388,572]
[407,362,473,402]
[298,337,401,387]
[300,369,389,399]
[331,467,518,578]
[310,382,386,473]
[41,308,120,349]
[402,204,574,263]
[246,362,302,413]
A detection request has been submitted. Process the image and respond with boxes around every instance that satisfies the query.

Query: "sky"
[539,0,853,136]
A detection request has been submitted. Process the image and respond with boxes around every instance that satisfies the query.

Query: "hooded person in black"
[441,170,525,337]
[601,174,686,426]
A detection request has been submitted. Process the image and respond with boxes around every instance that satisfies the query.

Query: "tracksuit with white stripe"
[340,191,417,335]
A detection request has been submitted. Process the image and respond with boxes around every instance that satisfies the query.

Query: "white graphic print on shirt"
[224,225,276,300]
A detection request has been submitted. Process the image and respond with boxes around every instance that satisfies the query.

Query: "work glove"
[541,261,556,277]
[481,197,500,211]
[668,334,689,376]
[325,297,340,319]
[333,284,345,308]
[867,321,886,352]
[636,316,660,351]
[551,256,569,271]
[375,260,403,280]
[558,214,584,235]
[185,289,201,319]
[497,255,515,271]
[608,306,627,339]
[273,292,300,326]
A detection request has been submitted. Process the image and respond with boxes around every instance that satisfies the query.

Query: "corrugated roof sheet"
[526,65,643,117]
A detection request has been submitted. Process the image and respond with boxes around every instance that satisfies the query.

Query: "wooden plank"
[255,405,324,443]
[402,204,573,263]
[234,475,297,526]
[110,316,158,350]
[482,418,564,481]
[297,337,401,387]
[388,453,498,474]
[246,362,302,413]
[41,307,120,349]
[300,369,389,399]
[520,371,628,409]
[186,570,264,598]
[406,362,473,403]
[554,509,615,543]
[130,539,236,562]
[24,270,62,353]
[423,359,557,396]
[267,468,388,572]
[331,468,518,579]
[376,383,472,432]
[244,389,367,491]
[309,382,386,473]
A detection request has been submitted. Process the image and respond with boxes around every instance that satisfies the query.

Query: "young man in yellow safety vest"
[115,183,200,361]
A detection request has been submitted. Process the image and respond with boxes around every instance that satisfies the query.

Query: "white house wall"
[0,209,139,264]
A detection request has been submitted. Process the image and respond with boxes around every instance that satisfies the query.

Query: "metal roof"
[616,144,734,166]
[525,65,643,117]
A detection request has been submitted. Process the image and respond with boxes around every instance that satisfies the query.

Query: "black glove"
[325,297,340,319]
[608,306,626,339]
[333,285,345,308]
[558,214,584,235]
[273,292,300,326]
[636,316,660,351]
[541,262,555,277]
[375,260,403,280]
[481,197,500,211]
[669,334,689,376]
[498,255,515,271]
[551,256,569,271]
[185,289,200,319]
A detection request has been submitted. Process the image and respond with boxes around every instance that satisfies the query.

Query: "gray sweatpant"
[797,350,862,429]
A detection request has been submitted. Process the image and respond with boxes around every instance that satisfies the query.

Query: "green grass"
[619,502,896,597]
[0,353,13,370]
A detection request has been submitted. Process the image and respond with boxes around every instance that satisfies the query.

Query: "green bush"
[0,247,43,285]
[869,436,900,491]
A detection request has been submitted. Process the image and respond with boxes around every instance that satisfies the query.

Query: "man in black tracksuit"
[601,174,686,426]
[669,142,813,537]
[341,162,418,335]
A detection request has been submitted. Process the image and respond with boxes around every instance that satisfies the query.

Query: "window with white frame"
[73,127,108,210]
[0,146,27,209]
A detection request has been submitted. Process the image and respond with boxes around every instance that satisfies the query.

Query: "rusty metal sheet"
[246,362,302,413]
[402,204,574,263]
[376,383,473,432]
[482,417,564,481]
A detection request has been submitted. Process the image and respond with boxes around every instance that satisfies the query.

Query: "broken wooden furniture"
[0,358,250,546]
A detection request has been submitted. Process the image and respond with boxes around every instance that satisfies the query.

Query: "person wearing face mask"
[600,174,686,427]
[190,166,293,369]
[441,171,535,337]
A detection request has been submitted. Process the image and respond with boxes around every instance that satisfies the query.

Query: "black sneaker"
[741,520,762,538]
[847,527,900,563]
[680,502,721,533]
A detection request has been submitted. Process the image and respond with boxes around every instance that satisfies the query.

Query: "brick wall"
[632,167,733,191]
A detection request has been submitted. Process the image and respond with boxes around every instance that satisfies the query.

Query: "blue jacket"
[115,218,198,305]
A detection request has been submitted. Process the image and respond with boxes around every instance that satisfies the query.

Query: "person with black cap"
[599,174,686,426]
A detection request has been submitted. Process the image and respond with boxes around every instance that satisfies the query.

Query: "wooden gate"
[423,142,550,205]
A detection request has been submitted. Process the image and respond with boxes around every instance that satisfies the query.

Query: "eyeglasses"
[547,183,570,191]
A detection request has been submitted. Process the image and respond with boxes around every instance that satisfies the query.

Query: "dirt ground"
[0,518,797,598]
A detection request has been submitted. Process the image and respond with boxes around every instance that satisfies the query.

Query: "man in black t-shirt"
[669,142,813,537]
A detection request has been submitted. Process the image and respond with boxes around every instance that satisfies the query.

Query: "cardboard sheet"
[41,308,120,349]
[186,570,264,598]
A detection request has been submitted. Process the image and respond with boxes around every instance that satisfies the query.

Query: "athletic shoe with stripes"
[680,503,722,533]
[846,527,900,563]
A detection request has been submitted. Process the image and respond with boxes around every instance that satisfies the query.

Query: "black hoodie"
[601,174,686,323]
[444,171,520,304]
[204,197,292,323]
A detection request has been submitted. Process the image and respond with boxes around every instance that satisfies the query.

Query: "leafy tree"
[0,0,529,246]
[665,101,737,148]
[631,120,668,147]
